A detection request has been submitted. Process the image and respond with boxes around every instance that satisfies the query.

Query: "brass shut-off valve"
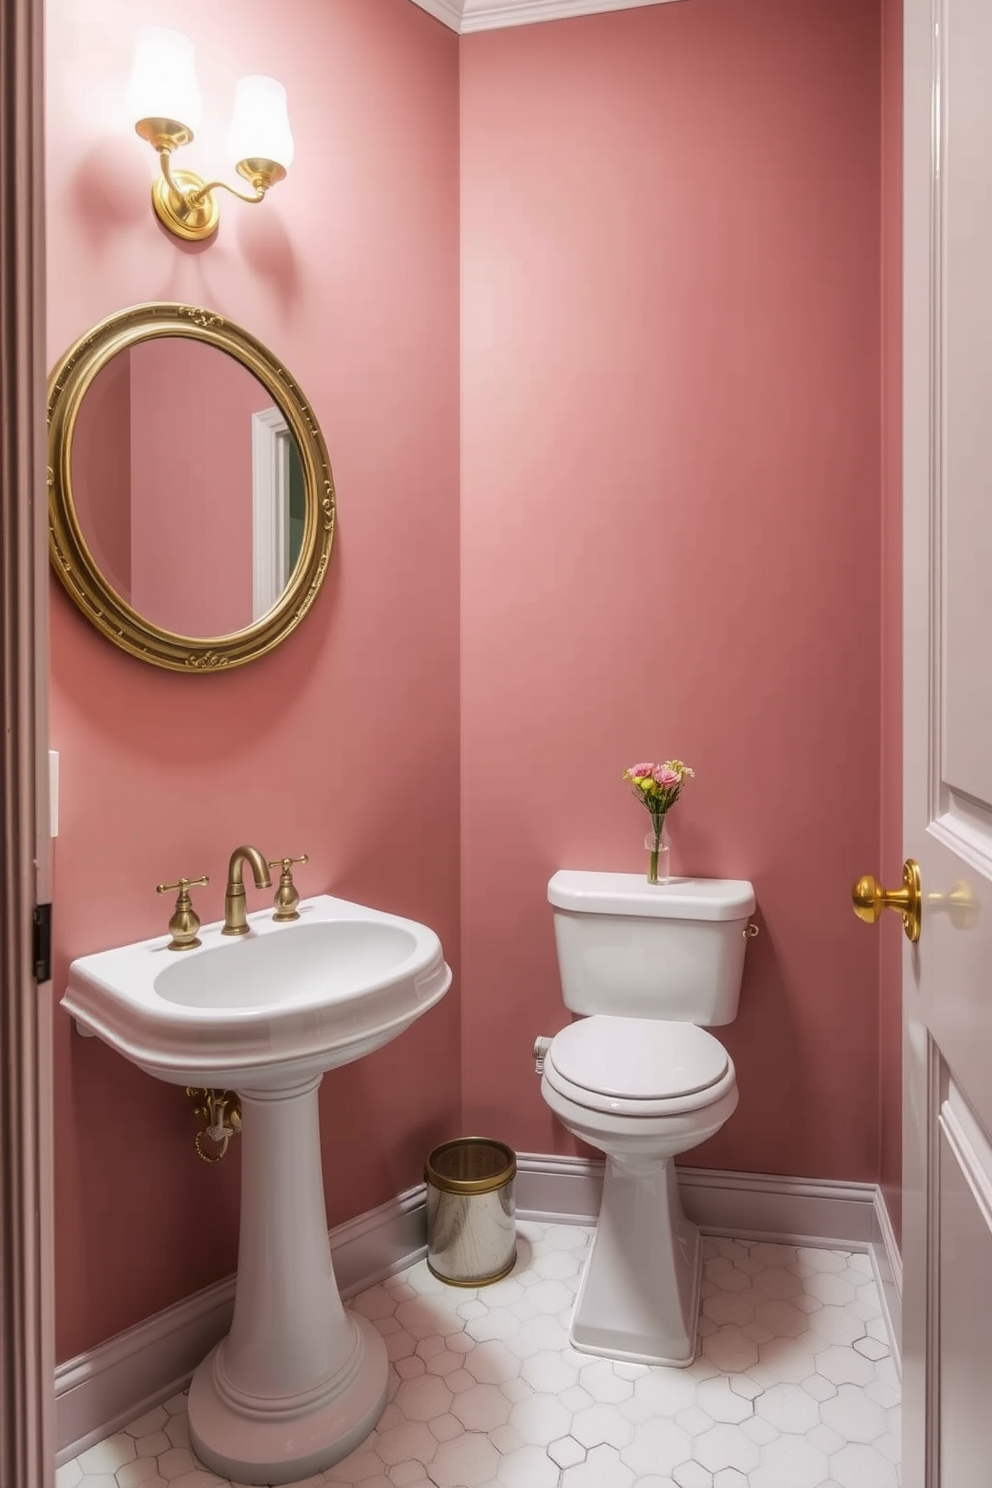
[156,875,209,950]
[185,1087,241,1163]
[269,854,309,921]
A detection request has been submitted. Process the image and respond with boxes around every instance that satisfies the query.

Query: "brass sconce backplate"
[151,168,220,241]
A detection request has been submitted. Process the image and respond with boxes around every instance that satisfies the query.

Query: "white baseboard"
[518,1152,879,1245]
[54,1184,427,1465]
[677,1165,880,1248]
[56,1159,902,1462]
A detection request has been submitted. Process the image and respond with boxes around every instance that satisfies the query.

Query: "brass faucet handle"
[268,855,309,922]
[156,875,209,952]
[157,875,209,896]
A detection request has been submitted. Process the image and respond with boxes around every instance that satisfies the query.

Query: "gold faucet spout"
[222,845,273,936]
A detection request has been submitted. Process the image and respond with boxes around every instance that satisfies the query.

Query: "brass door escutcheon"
[852,859,922,943]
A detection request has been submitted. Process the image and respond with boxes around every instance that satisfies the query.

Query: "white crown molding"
[55,1159,901,1463]
[409,0,465,30]
[409,0,685,35]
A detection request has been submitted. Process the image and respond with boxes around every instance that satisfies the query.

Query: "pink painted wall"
[129,339,263,635]
[460,0,884,1177]
[69,351,132,597]
[879,0,903,1243]
[46,0,460,1363]
[47,0,899,1367]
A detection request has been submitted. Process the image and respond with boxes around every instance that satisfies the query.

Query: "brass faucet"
[222,845,273,935]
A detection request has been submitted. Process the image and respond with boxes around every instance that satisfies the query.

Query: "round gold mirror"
[48,302,335,671]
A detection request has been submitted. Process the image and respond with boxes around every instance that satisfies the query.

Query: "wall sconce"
[127,28,294,242]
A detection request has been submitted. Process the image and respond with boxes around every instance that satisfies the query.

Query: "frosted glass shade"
[228,77,294,170]
[127,28,201,131]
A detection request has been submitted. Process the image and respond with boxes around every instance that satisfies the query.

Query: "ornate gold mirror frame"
[48,302,335,672]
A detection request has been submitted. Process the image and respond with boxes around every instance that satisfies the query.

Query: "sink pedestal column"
[188,1075,388,1485]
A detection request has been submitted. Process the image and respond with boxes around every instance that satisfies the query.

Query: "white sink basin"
[61,890,452,1485]
[62,893,451,1089]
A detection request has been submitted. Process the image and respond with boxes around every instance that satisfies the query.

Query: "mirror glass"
[48,303,334,673]
[70,339,306,639]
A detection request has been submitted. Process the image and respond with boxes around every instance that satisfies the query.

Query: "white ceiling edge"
[410,0,464,30]
[409,0,685,36]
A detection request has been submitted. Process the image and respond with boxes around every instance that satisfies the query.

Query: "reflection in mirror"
[71,338,305,639]
[251,406,306,622]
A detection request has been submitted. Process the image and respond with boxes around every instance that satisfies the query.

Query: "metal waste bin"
[425,1138,517,1286]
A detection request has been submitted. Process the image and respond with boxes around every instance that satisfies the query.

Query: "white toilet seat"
[544,1015,733,1118]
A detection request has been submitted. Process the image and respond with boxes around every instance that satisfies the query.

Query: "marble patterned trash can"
[425,1138,517,1286]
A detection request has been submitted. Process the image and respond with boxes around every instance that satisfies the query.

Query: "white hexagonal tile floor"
[56,1223,900,1488]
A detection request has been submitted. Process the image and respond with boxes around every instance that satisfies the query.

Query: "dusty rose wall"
[48,0,897,1367]
[46,0,460,1363]
[460,0,883,1177]
[129,340,264,634]
[879,0,903,1243]
[70,352,132,596]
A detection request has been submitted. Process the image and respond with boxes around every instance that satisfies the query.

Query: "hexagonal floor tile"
[693,1377,754,1425]
[562,1441,636,1487]
[753,1382,820,1435]
[59,1221,900,1488]
[429,1432,501,1486]
[509,1389,572,1447]
[692,1423,760,1476]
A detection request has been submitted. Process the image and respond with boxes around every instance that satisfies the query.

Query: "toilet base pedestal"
[570,1154,701,1367]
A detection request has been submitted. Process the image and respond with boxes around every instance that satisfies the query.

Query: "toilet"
[540,869,756,1367]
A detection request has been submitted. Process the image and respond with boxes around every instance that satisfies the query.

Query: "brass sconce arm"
[181,168,265,208]
[150,147,286,242]
[159,147,284,207]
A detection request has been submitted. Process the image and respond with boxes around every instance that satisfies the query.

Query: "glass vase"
[645,820,670,885]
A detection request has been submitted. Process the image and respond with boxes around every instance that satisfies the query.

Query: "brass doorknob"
[852,859,922,943]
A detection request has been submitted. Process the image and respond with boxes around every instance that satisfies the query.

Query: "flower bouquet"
[623,759,695,884]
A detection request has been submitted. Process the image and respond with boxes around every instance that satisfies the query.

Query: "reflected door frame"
[252,405,292,622]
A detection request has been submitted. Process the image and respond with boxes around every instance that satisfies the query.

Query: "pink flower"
[653,766,680,788]
[626,762,656,779]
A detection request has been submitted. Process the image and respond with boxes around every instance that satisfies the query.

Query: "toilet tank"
[548,871,756,1026]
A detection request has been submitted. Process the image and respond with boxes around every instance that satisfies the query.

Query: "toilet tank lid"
[548,871,755,921]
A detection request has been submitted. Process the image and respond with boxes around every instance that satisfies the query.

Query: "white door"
[900,0,992,1483]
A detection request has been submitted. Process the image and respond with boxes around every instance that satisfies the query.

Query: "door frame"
[0,0,54,1482]
[252,405,292,621]
[900,0,931,1474]
[901,0,968,1482]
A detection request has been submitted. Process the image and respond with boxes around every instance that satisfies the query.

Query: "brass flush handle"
[852,859,922,943]
[156,875,209,951]
[268,854,309,922]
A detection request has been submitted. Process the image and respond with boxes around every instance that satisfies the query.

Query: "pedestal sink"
[62,894,451,1485]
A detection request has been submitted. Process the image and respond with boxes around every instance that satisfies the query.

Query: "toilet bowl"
[541,871,755,1366]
